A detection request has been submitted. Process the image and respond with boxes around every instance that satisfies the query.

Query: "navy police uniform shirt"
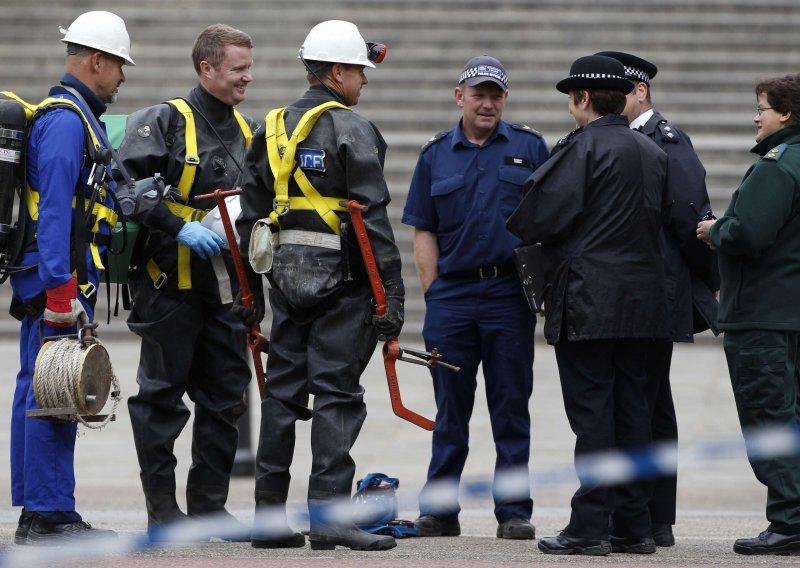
[402,119,548,296]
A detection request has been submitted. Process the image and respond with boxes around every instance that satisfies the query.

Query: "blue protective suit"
[9,74,115,521]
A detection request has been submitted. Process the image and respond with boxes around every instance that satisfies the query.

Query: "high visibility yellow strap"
[0,91,37,119]
[89,244,104,269]
[146,258,164,285]
[160,200,208,290]
[265,107,288,218]
[26,190,116,271]
[26,190,116,225]
[265,102,350,233]
[166,99,198,203]
[164,200,208,222]
[1,92,103,160]
[89,203,118,231]
[287,196,348,212]
[233,109,253,148]
[292,167,347,232]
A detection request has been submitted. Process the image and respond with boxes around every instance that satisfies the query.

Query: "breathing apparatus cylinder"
[0,99,26,264]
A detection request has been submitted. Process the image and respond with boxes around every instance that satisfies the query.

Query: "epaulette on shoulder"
[510,123,544,138]
[656,120,680,144]
[421,130,448,152]
[763,143,788,162]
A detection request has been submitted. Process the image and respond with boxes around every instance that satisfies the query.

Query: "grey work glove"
[372,279,405,341]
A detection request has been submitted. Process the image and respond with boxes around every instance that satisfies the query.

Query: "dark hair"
[305,60,334,83]
[192,24,253,75]
[756,74,800,126]
[588,89,627,115]
[65,42,90,57]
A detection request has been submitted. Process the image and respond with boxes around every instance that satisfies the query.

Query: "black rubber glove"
[372,279,405,341]
[231,273,265,327]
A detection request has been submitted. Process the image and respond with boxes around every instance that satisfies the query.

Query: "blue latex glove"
[176,221,224,259]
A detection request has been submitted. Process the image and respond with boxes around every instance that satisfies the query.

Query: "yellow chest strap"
[265,101,350,235]
[166,98,253,201]
[153,99,253,290]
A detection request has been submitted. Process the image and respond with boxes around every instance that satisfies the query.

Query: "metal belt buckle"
[153,273,168,289]
[479,266,498,279]
[272,198,290,216]
[80,282,97,298]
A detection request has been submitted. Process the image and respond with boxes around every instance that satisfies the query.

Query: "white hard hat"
[60,11,135,66]
[299,20,374,68]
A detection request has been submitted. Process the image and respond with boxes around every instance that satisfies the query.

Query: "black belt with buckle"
[444,262,516,280]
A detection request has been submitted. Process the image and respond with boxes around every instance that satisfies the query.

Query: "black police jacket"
[507,114,670,344]
[640,111,719,341]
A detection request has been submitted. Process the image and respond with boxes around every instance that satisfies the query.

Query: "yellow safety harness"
[266,101,350,235]
[145,98,253,290]
[1,92,119,296]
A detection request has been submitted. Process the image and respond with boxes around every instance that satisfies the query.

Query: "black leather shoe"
[27,515,117,545]
[413,515,461,537]
[538,532,612,556]
[15,508,34,545]
[733,530,800,555]
[652,523,675,547]
[609,535,657,554]
[497,516,535,540]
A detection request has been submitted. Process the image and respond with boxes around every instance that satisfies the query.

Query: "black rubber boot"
[308,499,396,551]
[251,499,305,549]
[145,492,188,532]
[186,485,250,542]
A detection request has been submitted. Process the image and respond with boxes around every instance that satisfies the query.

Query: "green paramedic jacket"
[710,126,800,331]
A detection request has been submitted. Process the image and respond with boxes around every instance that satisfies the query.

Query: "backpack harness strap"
[265,102,350,235]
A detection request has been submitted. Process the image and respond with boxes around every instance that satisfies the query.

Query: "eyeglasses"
[756,106,773,116]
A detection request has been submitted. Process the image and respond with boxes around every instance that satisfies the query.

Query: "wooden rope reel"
[30,318,120,428]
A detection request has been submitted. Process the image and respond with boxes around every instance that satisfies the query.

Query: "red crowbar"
[197,189,268,398]
[345,200,459,431]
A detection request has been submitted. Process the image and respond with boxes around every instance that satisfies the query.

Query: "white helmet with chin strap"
[60,11,135,66]
[299,20,375,68]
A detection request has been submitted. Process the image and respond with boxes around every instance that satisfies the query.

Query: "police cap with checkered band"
[459,55,508,91]
[595,51,658,85]
[556,54,634,94]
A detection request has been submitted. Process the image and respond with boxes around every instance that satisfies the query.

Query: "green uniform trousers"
[724,329,800,534]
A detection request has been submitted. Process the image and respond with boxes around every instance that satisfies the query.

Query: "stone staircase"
[1,0,798,337]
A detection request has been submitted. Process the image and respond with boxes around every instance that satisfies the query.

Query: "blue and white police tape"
[1,422,798,566]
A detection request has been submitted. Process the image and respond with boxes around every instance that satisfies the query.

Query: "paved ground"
[0,317,796,566]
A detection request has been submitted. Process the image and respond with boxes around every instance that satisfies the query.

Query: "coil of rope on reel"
[31,313,120,429]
